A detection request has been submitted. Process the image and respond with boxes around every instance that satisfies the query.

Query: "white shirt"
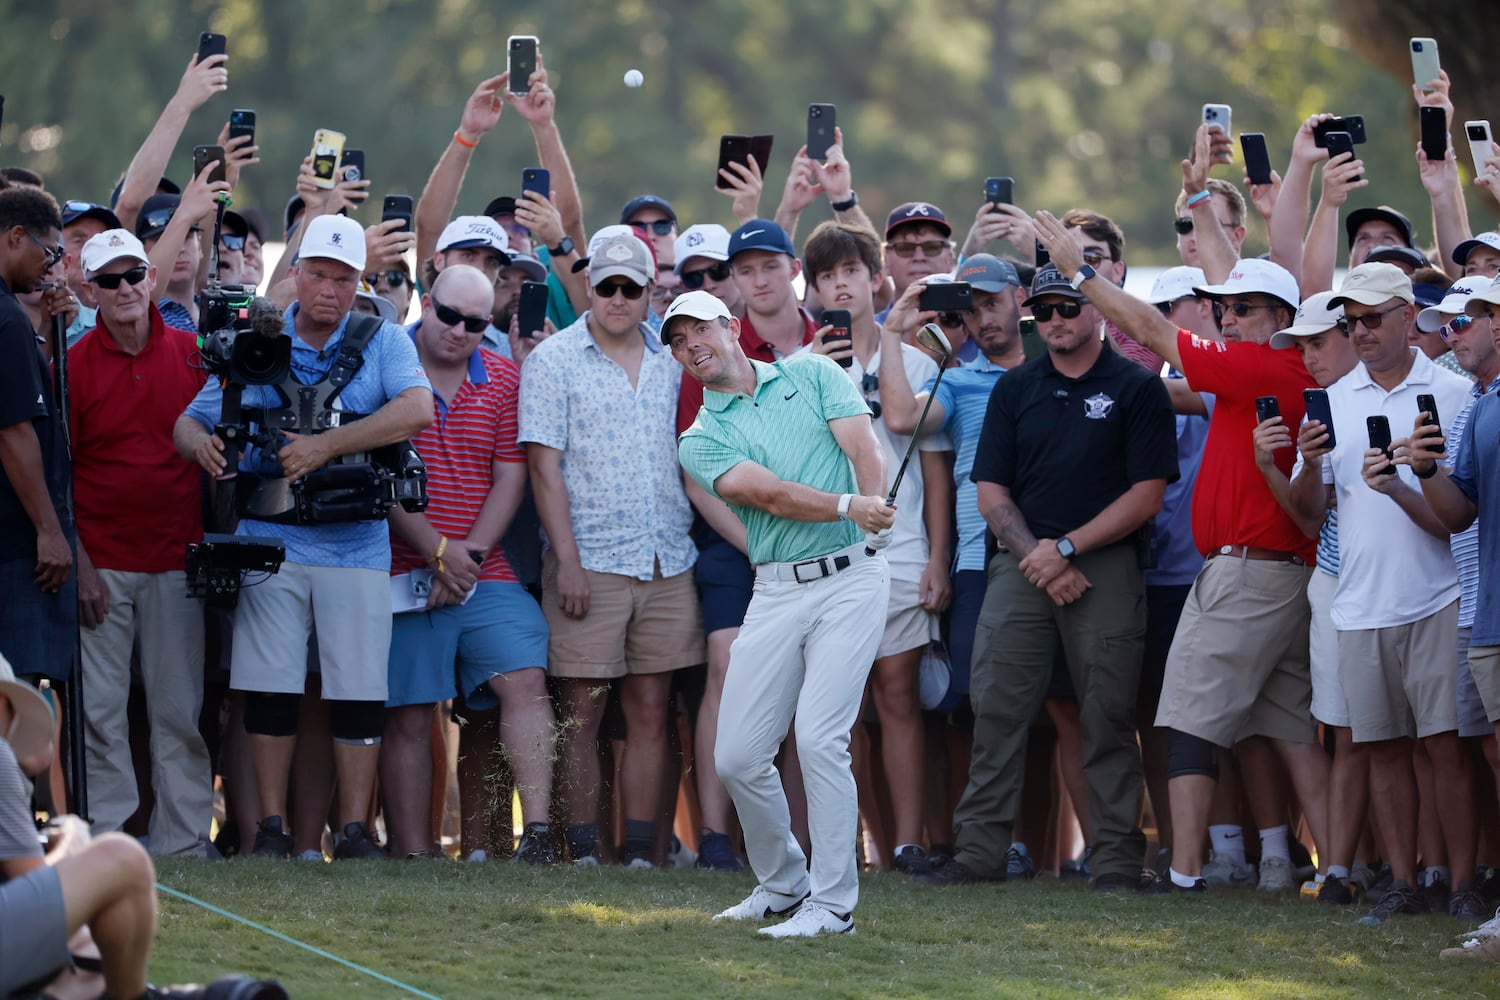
[1322,349,1470,630]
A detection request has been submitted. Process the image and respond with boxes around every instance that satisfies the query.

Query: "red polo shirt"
[68,305,207,572]
[675,308,818,434]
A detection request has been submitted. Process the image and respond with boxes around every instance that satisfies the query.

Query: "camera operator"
[173,214,433,861]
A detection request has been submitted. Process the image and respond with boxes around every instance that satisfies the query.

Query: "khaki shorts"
[1468,644,1500,726]
[541,552,705,679]
[1155,555,1315,747]
[1307,569,1350,728]
[1339,601,1459,742]
[877,575,938,660]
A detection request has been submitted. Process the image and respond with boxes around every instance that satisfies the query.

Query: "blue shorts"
[694,537,754,634]
[0,555,78,683]
[387,581,549,709]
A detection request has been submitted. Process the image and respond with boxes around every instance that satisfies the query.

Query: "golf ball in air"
[624,69,644,88]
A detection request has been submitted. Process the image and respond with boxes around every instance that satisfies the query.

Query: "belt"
[756,541,873,584]
[1207,544,1306,567]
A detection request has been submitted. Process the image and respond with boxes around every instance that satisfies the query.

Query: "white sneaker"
[1257,855,1297,892]
[297,848,326,863]
[1465,906,1500,941]
[625,857,654,870]
[714,885,808,922]
[757,902,855,938]
[1202,851,1256,888]
[464,849,488,863]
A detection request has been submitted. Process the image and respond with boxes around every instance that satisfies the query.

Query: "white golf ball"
[624,69,644,88]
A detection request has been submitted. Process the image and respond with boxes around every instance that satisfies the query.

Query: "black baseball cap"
[1021,263,1085,306]
[1345,205,1414,250]
[135,194,181,241]
[619,194,676,225]
[483,196,518,218]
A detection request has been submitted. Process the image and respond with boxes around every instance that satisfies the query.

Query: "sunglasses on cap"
[365,270,407,288]
[1440,315,1475,341]
[139,208,174,233]
[433,299,489,333]
[1335,303,1404,335]
[64,200,99,213]
[680,261,731,290]
[219,233,245,251]
[594,279,645,300]
[628,219,674,237]
[91,265,149,290]
[886,239,950,259]
[1031,300,1083,321]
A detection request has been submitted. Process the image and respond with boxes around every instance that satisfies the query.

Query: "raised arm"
[1181,124,1237,284]
[415,74,508,269]
[1268,116,1333,284]
[508,53,587,249]
[1302,150,1368,296]
[116,55,228,232]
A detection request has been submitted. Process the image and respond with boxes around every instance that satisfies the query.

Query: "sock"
[565,823,597,860]
[895,842,923,857]
[1326,864,1350,880]
[1258,825,1290,862]
[1170,867,1199,888]
[1209,824,1246,864]
[624,818,655,860]
[1421,865,1451,887]
[1314,872,1326,884]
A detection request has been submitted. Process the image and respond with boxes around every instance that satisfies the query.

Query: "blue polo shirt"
[1450,389,1500,645]
[184,304,430,570]
[924,356,1007,572]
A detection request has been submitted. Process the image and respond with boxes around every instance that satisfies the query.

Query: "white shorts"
[1307,570,1349,727]
[232,563,391,701]
[877,575,938,659]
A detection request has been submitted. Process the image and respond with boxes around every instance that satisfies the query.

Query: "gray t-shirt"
[0,738,41,867]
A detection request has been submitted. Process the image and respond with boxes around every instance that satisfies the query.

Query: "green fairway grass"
[149,860,1497,999]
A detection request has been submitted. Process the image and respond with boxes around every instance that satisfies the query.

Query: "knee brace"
[243,692,300,737]
[1166,729,1220,781]
[328,699,385,745]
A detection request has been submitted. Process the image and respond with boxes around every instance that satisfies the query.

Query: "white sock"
[1170,867,1200,888]
[1326,864,1350,880]
[1258,825,1290,862]
[1209,824,1246,865]
[895,843,922,857]
[1421,865,1451,887]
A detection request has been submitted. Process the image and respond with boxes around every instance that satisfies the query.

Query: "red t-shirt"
[675,308,818,434]
[68,307,207,572]
[390,348,524,582]
[1176,330,1316,561]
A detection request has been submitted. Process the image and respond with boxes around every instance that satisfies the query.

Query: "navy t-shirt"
[0,277,70,561]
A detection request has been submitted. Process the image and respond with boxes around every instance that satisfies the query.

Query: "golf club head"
[917,323,952,359]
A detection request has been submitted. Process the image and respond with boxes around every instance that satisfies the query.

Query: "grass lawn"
[149,860,1497,999]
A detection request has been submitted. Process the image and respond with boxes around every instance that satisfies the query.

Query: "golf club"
[886,323,953,504]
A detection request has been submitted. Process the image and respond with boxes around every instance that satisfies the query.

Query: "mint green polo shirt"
[678,354,871,565]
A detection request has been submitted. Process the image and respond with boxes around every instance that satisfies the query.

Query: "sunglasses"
[219,234,246,251]
[886,239,950,259]
[25,230,64,269]
[1174,216,1239,236]
[1031,300,1083,321]
[91,265,149,290]
[680,261,732,290]
[1335,303,1404,334]
[1081,250,1110,267]
[594,279,645,300]
[628,219,674,236]
[139,209,174,234]
[1439,315,1474,341]
[64,200,101,213]
[1211,301,1279,327]
[365,270,407,288]
[433,300,489,333]
[1155,296,1195,317]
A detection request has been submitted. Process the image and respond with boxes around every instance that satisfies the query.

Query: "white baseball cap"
[672,224,731,273]
[1194,258,1300,310]
[1147,266,1206,305]
[436,215,510,258]
[1268,291,1344,349]
[1417,275,1492,332]
[659,289,732,344]
[298,215,367,272]
[80,228,150,276]
[1452,231,1500,268]
[1463,277,1500,318]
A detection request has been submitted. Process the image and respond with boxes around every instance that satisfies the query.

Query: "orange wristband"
[453,131,478,149]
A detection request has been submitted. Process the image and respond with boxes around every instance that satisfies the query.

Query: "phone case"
[1367,415,1396,474]
[193,145,226,185]
[1302,389,1337,451]
[1240,134,1273,185]
[1410,37,1441,90]
[986,177,1014,205]
[1202,104,1232,137]
[1314,116,1367,147]
[1417,394,1445,453]
[340,149,365,184]
[1255,396,1280,424]
[1465,121,1493,173]
[508,36,538,94]
[310,129,346,190]
[518,281,549,338]
[807,103,836,161]
[229,109,255,144]
[381,196,413,233]
[197,32,226,64]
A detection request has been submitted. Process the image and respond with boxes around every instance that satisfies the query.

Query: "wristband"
[1185,189,1211,208]
[830,191,859,212]
[427,535,449,574]
[836,494,854,521]
[453,131,479,149]
[1414,462,1438,480]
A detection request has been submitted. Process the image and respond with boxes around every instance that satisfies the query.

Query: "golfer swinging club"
[664,289,894,937]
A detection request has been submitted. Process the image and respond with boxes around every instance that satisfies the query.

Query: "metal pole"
[51,311,87,820]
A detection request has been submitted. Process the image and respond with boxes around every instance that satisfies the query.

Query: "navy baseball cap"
[885,201,951,239]
[135,194,181,241]
[954,254,1020,292]
[728,219,796,260]
[1452,231,1500,267]
[619,194,676,225]
[61,201,122,231]
[1364,245,1429,273]
[483,196,518,218]
[1022,263,1085,306]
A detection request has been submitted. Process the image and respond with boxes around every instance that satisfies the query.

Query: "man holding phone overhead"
[1287,262,1477,925]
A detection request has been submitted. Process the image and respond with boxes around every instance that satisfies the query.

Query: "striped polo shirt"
[925,356,1008,572]
[679,354,870,565]
[390,341,524,582]
[1443,373,1499,628]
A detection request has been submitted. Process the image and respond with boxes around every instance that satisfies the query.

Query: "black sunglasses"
[594,280,645,300]
[1211,301,1279,327]
[139,209,174,233]
[628,219,674,237]
[433,299,489,333]
[91,265,149,290]
[25,230,64,268]
[680,261,731,290]
[1155,295,1196,317]
[366,270,407,288]
[1031,300,1083,321]
[1335,303,1405,335]
[219,234,246,251]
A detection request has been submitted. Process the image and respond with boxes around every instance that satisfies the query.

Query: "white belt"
[756,541,873,584]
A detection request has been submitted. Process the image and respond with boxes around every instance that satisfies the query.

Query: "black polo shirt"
[0,276,70,561]
[971,344,1177,542]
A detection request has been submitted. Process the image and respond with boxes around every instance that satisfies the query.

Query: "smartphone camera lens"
[1411,40,1422,52]
[810,107,821,118]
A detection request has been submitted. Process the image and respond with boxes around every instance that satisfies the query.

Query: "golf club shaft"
[886,364,948,504]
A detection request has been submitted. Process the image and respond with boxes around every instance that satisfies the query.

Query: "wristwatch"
[830,191,859,212]
[1056,536,1077,560]
[549,236,576,257]
[1069,264,1096,291]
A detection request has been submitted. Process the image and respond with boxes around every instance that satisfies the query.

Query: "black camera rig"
[185,533,285,607]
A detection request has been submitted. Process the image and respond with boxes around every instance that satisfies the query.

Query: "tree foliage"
[0,0,1490,263]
